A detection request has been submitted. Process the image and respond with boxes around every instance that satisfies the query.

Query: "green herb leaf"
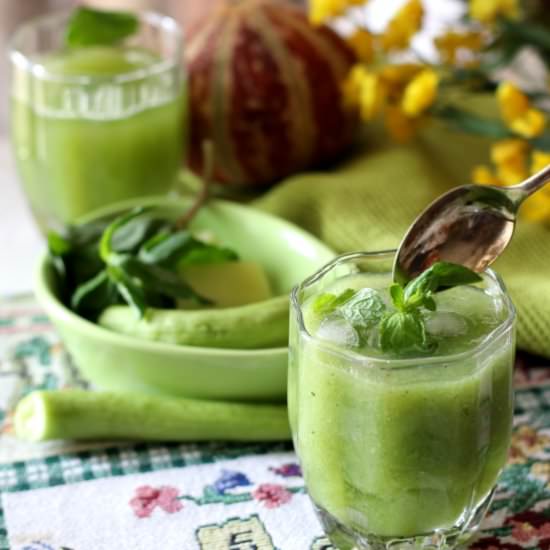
[312,289,356,317]
[339,288,387,329]
[403,261,482,306]
[120,257,209,304]
[381,261,482,355]
[65,7,139,48]
[51,205,239,319]
[110,215,166,254]
[100,207,149,263]
[139,231,196,266]
[178,245,239,266]
[71,269,117,314]
[380,311,432,354]
[47,232,71,256]
[389,284,405,310]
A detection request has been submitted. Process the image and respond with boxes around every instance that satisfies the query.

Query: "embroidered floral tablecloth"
[1,296,550,550]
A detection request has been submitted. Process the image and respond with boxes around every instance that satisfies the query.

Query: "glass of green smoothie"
[289,250,516,550]
[9,9,185,232]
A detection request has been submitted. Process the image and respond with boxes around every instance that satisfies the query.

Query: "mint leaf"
[381,261,482,355]
[312,289,356,316]
[55,207,240,319]
[389,284,405,310]
[65,7,139,48]
[340,288,387,329]
[380,311,432,354]
[403,262,482,307]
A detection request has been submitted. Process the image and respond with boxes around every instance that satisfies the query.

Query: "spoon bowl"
[394,165,550,284]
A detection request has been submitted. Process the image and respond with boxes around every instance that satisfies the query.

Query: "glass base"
[314,488,495,550]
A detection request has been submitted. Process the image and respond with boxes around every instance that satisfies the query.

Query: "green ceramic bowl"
[35,196,335,402]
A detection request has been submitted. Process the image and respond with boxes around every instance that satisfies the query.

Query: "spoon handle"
[508,163,550,206]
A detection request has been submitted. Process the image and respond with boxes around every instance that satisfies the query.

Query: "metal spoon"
[393,164,550,284]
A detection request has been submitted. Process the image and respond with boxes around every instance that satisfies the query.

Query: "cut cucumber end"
[14,391,48,442]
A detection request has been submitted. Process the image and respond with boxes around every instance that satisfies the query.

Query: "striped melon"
[185,0,357,186]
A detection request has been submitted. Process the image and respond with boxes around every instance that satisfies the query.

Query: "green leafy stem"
[313,262,482,355]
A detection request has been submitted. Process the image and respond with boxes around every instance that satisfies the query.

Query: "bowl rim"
[35,196,336,360]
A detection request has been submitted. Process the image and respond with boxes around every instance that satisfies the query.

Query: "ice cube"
[316,316,360,347]
[425,311,469,338]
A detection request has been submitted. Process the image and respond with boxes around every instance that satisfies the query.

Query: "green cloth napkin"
[255,123,550,358]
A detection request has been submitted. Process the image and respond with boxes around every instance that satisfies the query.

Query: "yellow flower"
[498,82,528,121]
[497,82,546,138]
[381,0,424,52]
[309,0,342,25]
[358,72,385,121]
[531,150,550,175]
[379,63,423,100]
[471,165,500,186]
[491,139,528,185]
[521,194,550,223]
[401,69,439,117]
[347,29,376,63]
[309,0,369,24]
[341,64,369,109]
[469,0,519,23]
[434,31,483,65]
[384,105,417,142]
[474,146,550,224]
[510,110,546,138]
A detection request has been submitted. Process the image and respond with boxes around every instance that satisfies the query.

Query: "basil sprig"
[48,208,238,319]
[312,262,482,355]
[380,262,482,354]
[65,7,139,48]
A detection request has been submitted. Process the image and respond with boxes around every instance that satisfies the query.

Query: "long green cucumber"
[98,295,289,349]
[15,390,291,442]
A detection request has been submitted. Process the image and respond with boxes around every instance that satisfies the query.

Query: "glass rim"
[291,249,516,369]
[8,9,183,86]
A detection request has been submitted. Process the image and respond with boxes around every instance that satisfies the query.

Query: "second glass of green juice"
[10,10,185,231]
[289,251,516,550]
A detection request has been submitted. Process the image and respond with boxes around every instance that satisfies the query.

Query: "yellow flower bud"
[497,82,546,138]
[379,64,423,100]
[491,139,528,185]
[531,150,550,176]
[309,0,344,25]
[472,165,500,186]
[401,69,439,117]
[358,72,385,121]
[381,0,424,52]
[347,29,376,63]
[469,0,519,23]
[509,109,546,138]
[435,31,483,65]
[498,82,529,122]
[309,0,369,24]
[341,64,369,109]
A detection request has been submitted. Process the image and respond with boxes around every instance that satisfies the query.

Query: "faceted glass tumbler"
[288,251,516,550]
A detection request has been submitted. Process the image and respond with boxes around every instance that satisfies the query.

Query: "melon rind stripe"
[210,16,246,183]
[251,6,316,169]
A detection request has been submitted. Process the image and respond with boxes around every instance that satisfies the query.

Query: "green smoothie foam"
[11,45,185,228]
[290,272,514,537]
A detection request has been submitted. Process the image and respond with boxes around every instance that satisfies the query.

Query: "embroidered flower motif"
[21,543,56,550]
[469,536,522,550]
[212,470,252,494]
[270,463,302,478]
[129,485,183,518]
[530,461,550,485]
[509,426,550,464]
[252,483,292,508]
